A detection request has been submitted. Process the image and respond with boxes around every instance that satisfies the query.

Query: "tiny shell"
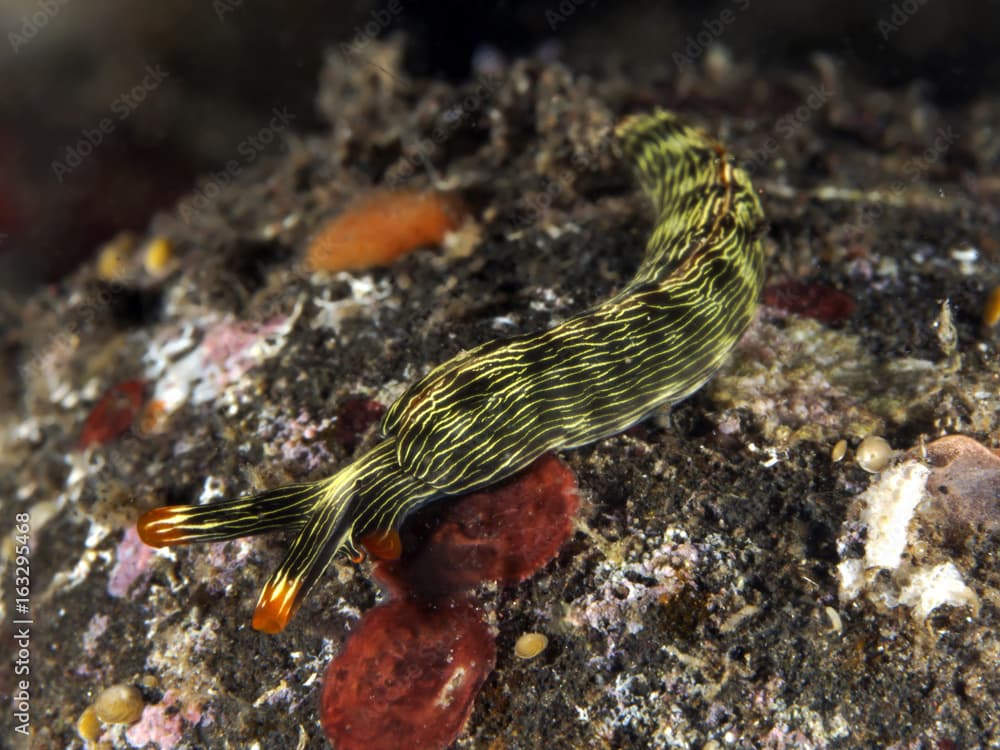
[831,439,848,463]
[514,632,548,660]
[856,435,892,473]
[77,704,101,742]
[824,605,843,635]
[93,684,144,725]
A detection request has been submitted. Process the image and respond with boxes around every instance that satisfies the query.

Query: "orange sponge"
[306,189,462,272]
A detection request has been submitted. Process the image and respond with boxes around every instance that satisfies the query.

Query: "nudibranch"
[137,110,766,633]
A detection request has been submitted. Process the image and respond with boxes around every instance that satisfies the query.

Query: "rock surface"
[1,35,999,750]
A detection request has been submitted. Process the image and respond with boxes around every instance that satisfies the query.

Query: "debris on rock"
[837,435,997,621]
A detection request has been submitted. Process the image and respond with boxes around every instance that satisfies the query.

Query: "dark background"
[0,0,997,293]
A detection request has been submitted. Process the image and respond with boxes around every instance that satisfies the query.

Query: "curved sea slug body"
[137,110,765,633]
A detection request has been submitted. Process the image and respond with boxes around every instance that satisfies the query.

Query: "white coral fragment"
[839,457,982,623]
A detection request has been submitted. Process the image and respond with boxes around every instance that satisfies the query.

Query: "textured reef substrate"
[1,35,999,750]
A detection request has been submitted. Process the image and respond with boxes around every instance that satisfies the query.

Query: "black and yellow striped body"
[137,111,766,632]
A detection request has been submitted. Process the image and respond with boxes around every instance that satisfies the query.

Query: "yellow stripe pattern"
[137,110,766,632]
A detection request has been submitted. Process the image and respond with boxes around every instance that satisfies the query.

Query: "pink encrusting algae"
[107,526,156,598]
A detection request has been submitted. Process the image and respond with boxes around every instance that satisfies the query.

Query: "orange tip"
[136,506,192,547]
[252,579,302,634]
[360,528,402,561]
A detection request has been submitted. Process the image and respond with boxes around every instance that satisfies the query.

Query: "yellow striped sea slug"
[137,110,766,634]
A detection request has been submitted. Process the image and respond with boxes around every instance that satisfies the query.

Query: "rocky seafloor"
[1,39,999,750]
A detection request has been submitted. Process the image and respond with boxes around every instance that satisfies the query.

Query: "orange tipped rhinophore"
[139,505,304,634]
[136,506,196,547]
[306,189,463,272]
[252,578,303,634]
[134,479,342,634]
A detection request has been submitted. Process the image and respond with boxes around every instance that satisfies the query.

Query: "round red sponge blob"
[375,453,581,598]
[320,597,495,750]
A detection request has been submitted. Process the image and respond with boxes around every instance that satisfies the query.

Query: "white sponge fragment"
[899,562,980,620]
[858,461,930,571]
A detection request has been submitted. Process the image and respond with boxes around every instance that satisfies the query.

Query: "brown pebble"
[93,684,144,724]
[923,435,1000,533]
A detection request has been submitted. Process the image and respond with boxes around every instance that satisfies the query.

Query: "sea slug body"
[137,110,766,633]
